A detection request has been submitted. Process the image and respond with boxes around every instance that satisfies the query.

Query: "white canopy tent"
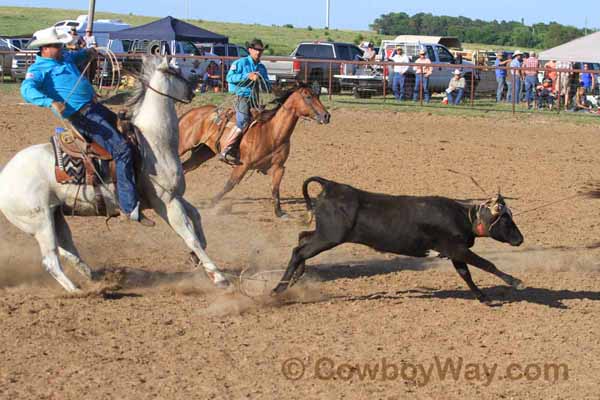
[539,31,600,63]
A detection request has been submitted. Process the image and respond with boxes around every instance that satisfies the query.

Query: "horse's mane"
[126,56,160,117]
[254,82,311,122]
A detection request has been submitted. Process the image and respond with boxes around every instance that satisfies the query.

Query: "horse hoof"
[511,279,525,290]
[276,211,288,219]
[272,282,288,295]
[214,279,230,289]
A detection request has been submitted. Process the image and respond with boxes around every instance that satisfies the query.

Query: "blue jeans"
[496,75,506,102]
[392,72,406,100]
[447,88,464,105]
[234,96,251,129]
[70,103,138,214]
[525,75,538,105]
[413,75,430,102]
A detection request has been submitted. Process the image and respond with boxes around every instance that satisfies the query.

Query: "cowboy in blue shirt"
[220,38,271,164]
[21,27,153,226]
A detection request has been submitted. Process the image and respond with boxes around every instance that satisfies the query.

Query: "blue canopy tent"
[108,16,228,43]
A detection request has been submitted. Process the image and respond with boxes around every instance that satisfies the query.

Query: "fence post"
[470,66,475,107]
[382,61,387,101]
[328,61,332,101]
[419,69,423,106]
[511,66,516,115]
[556,72,561,114]
[304,61,308,83]
[220,58,225,93]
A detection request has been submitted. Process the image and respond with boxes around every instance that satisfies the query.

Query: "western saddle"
[51,110,138,216]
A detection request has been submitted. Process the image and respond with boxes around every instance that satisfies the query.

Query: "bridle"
[132,66,193,104]
[281,89,326,122]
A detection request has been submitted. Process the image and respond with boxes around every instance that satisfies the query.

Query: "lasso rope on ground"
[215,267,289,299]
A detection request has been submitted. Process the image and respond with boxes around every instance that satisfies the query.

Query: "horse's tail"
[302,176,332,224]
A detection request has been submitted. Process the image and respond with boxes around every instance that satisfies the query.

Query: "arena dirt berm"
[0,91,599,399]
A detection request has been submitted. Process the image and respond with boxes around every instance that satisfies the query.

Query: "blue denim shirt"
[20,49,95,118]
[495,58,506,78]
[226,55,270,97]
[509,58,521,78]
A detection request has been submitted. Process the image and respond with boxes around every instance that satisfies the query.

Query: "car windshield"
[179,41,199,55]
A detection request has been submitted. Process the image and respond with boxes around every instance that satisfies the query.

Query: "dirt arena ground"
[1,91,600,399]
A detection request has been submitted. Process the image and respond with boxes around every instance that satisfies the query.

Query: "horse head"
[144,56,195,104]
[287,83,331,124]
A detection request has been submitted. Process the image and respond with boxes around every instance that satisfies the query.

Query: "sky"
[3,0,599,31]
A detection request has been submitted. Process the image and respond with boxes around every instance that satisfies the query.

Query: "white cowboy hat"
[513,50,523,56]
[28,27,73,49]
[453,69,462,75]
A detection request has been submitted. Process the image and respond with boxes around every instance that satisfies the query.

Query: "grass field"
[0,6,530,56]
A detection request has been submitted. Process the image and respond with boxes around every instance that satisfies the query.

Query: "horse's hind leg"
[182,145,215,174]
[210,165,249,207]
[35,208,80,292]
[54,209,94,280]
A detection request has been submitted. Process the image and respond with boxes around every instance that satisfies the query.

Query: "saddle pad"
[51,134,112,185]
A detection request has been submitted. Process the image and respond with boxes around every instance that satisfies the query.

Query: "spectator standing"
[390,46,410,101]
[555,59,572,109]
[66,27,86,50]
[413,49,432,103]
[580,64,595,94]
[362,42,376,62]
[446,69,465,105]
[507,51,523,103]
[494,51,510,102]
[522,51,539,109]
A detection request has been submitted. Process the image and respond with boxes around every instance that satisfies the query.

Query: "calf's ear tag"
[476,223,486,236]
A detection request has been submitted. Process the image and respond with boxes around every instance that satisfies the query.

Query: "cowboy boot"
[219,126,243,165]
[128,202,156,227]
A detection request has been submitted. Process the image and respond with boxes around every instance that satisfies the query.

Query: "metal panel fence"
[2,51,599,117]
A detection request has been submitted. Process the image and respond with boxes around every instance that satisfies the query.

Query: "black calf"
[273,176,524,303]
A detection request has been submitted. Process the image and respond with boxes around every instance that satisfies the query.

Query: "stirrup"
[218,148,242,166]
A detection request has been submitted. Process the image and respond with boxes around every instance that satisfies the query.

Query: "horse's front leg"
[164,196,229,288]
[271,165,286,218]
[210,165,248,207]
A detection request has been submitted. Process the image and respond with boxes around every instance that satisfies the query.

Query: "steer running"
[273,176,524,303]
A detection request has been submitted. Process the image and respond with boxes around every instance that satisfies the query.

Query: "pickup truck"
[261,41,365,93]
[0,36,31,80]
[121,39,219,82]
[334,40,480,98]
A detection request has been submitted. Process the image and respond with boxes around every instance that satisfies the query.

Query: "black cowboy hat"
[246,38,268,51]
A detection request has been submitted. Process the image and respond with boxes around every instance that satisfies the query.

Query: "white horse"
[0,56,229,292]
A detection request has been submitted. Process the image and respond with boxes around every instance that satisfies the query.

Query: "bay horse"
[178,83,331,217]
[0,56,229,292]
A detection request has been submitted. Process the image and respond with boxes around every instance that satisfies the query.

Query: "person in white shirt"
[390,46,410,101]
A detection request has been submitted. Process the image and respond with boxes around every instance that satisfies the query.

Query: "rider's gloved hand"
[51,101,66,116]
[247,72,259,81]
[86,47,98,59]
